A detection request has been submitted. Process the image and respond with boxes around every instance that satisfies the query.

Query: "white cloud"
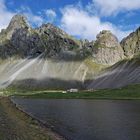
[0,0,45,31]
[61,6,131,41]
[0,0,134,41]
[0,0,15,30]
[17,6,44,26]
[44,9,56,22]
[93,0,140,16]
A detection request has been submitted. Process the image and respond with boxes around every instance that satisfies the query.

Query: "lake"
[11,97,140,140]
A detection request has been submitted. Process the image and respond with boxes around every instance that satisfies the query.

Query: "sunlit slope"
[88,58,140,89]
[1,15,140,90]
[0,56,105,90]
[2,56,140,90]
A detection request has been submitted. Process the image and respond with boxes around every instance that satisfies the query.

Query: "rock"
[92,30,125,65]
[121,27,140,58]
[0,14,140,89]
[3,14,29,39]
[35,23,81,58]
[0,15,125,64]
[0,15,81,59]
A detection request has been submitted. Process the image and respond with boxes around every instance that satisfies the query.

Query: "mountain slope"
[0,14,140,90]
[0,55,106,89]
[0,15,108,89]
[87,28,140,89]
[87,58,140,89]
[92,30,124,65]
[121,27,140,58]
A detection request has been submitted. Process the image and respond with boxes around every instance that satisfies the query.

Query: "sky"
[0,0,140,41]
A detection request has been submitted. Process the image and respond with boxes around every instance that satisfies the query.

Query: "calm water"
[11,98,140,140]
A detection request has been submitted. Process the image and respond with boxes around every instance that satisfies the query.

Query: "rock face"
[0,14,82,59]
[92,30,124,65]
[5,15,29,39]
[0,15,31,58]
[0,15,98,89]
[1,14,140,90]
[0,14,124,64]
[121,27,140,58]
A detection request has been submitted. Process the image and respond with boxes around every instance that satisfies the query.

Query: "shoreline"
[10,97,66,140]
[12,95,140,100]
[13,92,140,100]
[1,97,65,140]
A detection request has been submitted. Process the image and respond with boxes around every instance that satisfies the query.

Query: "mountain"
[121,27,140,58]
[0,14,140,90]
[0,15,81,59]
[87,58,140,89]
[92,30,124,65]
[87,28,140,89]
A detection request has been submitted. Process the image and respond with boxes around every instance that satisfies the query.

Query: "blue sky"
[1,0,140,40]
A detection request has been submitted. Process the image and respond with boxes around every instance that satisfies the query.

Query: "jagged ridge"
[0,14,124,65]
[0,14,140,90]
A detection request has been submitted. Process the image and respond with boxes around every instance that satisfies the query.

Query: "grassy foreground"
[0,97,64,140]
[3,84,140,100]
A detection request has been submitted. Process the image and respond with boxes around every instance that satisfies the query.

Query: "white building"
[67,89,78,93]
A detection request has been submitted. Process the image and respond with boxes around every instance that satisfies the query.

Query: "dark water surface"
[11,98,140,140]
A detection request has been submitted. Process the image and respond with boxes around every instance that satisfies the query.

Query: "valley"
[0,14,140,140]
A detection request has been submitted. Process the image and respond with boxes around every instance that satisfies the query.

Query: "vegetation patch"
[6,84,140,100]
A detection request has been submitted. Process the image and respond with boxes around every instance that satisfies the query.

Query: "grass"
[5,84,140,100]
[84,58,107,71]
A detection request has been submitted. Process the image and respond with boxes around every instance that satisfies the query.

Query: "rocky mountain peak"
[96,30,119,48]
[136,26,140,33]
[7,14,29,31]
[0,14,30,40]
[0,15,82,59]
[0,14,135,65]
[37,23,68,38]
[97,30,112,37]
[92,30,124,65]
[121,26,140,58]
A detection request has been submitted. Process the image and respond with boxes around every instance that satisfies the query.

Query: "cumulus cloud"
[0,0,15,30]
[0,0,45,30]
[17,6,44,27]
[61,6,131,41]
[93,0,140,16]
[0,0,57,31]
[44,9,56,22]
[0,0,135,41]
